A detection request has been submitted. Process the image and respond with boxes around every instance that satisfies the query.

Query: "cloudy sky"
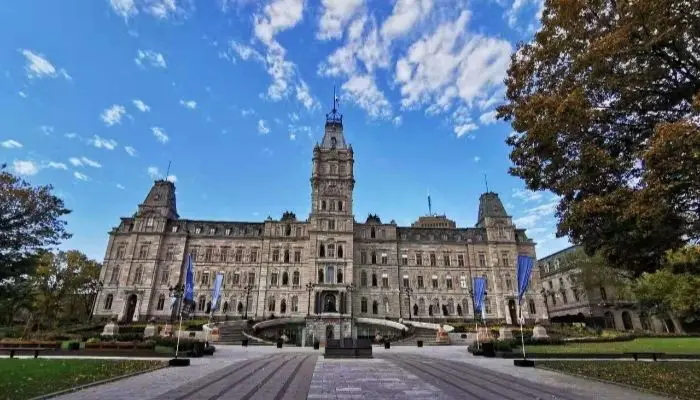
[1,0,569,261]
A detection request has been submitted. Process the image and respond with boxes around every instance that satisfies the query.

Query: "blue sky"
[1,0,569,261]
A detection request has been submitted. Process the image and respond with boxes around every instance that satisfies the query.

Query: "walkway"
[53,346,668,400]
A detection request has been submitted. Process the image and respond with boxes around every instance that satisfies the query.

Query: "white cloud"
[258,119,270,135]
[506,0,545,29]
[512,187,544,202]
[151,127,169,143]
[147,166,176,182]
[229,40,265,63]
[317,0,365,40]
[381,0,433,41]
[473,156,481,163]
[40,125,54,135]
[288,112,299,122]
[392,116,403,126]
[241,108,255,116]
[289,133,296,140]
[109,0,138,20]
[80,157,102,168]
[295,80,318,110]
[479,110,498,125]
[452,106,478,138]
[167,175,177,182]
[342,74,391,118]
[12,160,39,176]
[90,135,118,150]
[116,183,126,190]
[101,104,126,126]
[1,140,22,149]
[135,49,167,68]
[20,49,71,80]
[253,0,304,45]
[180,99,197,109]
[18,91,27,98]
[132,99,150,112]
[395,11,512,117]
[73,171,89,181]
[124,146,137,157]
[513,199,558,230]
[46,161,68,170]
[69,157,83,167]
[65,132,78,139]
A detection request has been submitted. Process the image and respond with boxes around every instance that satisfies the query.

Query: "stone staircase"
[394,328,442,346]
[216,320,273,345]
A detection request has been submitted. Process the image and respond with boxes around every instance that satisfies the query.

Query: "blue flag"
[210,272,224,311]
[183,253,195,303]
[517,254,534,305]
[473,277,487,314]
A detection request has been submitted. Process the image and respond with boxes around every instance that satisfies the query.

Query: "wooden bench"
[1,348,51,359]
[624,352,665,361]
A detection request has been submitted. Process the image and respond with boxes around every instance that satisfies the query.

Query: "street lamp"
[306,282,315,316]
[346,284,356,340]
[404,286,413,320]
[169,283,186,324]
[243,285,253,320]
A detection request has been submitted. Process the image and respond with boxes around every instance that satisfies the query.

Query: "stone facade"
[93,104,547,326]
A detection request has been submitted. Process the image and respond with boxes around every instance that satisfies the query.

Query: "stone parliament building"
[93,103,547,335]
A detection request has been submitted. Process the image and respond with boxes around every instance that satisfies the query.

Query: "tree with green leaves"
[0,168,71,282]
[497,0,700,276]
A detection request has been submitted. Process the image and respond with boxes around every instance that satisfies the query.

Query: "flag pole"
[175,296,183,358]
[519,302,526,359]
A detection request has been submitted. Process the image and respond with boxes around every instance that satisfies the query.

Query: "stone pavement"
[53,345,669,400]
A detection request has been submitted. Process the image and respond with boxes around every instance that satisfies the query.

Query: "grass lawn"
[523,338,700,354]
[0,359,165,400]
[538,361,700,400]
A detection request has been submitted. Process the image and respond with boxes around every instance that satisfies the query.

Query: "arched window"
[156,294,165,310]
[282,271,289,286]
[110,267,120,284]
[268,297,276,312]
[371,227,376,238]
[462,299,469,315]
[372,300,378,314]
[457,304,463,316]
[337,269,343,284]
[285,224,291,236]
[337,245,343,258]
[237,302,244,314]
[321,200,327,210]
[284,250,290,263]
[338,201,343,211]
[318,268,324,283]
[206,301,212,314]
[198,295,206,311]
[223,301,229,313]
[291,296,298,312]
[383,297,390,313]
[360,270,367,287]
[371,273,377,287]
[447,299,455,315]
[292,270,300,286]
[528,299,536,315]
[371,252,377,264]
[133,265,143,284]
[280,299,287,314]
[104,294,113,310]
[319,244,325,258]
[413,303,418,316]
[361,297,368,313]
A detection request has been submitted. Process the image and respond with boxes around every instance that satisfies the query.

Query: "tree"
[0,169,71,282]
[560,247,633,300]
[497,0,700,276]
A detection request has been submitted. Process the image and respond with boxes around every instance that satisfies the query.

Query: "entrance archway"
[508,299,518,325]
[325,325,334,340]
[124,294,137,322]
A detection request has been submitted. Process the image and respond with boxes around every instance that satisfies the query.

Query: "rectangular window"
[562,290,568,304]
[328,220,336,230]
[443,254,450,267]
[204,247,213,262]
[165,245,174,261]
[220,247,228,263]
[233,273,240,285]
[116,244,126,259]
[161,269,169,285]
[327,244,335,258]
[381,254,387,265]
[225,228,231,235]
[401,254,408,265]
[190,246,199,260]
[296,226,302,237]
[430,253,436,267]
[272,249,280,262]
[361,298,367,313]
[270,273,278,286]
[432,276,439,289]
[382,274,389,288]
[250,250,257,263]
[202,272,210,286]
[460,276,467,289]
[457,254,464,267]
[446,277,453,289]
[360,252,367,264]
[416,253,423,266]
[402,276,409,288]
[326,266,334,284]
[506,279,513,291]
[478,253,486,267]
[209,227,216,235]
[248,272,256,285]
[294,251,301,263]
[172,225,178,233]
[417,276,424,288]
[138,244,149,259]
[195,227,202,234]
[501,251,509,266]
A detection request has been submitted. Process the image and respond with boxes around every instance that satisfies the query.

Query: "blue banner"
[183,253,195,303]
[517,254,534,305]
[473,277,487,314]
[210,272,224,311]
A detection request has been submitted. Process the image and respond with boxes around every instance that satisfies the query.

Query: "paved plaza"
[53,346,669,400]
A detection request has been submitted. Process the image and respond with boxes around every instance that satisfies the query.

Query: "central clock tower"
[307,97,356,340]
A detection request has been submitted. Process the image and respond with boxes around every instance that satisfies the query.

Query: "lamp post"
[306,282,315,317]
[346,284,355,340]
[243,285,253,320]
[169,283,185,324]
[540,288,550,321]
[404,286,413,320]
[89,281,104,321]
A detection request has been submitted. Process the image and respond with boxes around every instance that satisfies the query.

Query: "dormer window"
[171,226,178,233]
[225,228,231,235]
[209,227,216,235]
[195,227,202,234]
